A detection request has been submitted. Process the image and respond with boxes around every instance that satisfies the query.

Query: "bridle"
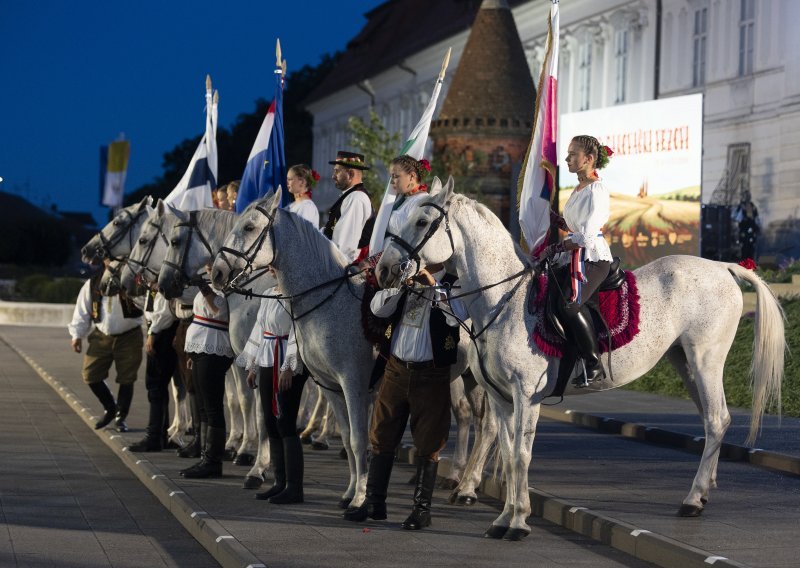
[385,200,455,279]
[96,207,147,262]
[127,217,170,283]
[162,210,216,287]
[218,205,276,289]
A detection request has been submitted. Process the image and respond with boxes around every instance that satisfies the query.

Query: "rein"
[98,207,147,262]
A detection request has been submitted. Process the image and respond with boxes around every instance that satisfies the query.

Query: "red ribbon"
[264,332,289,417]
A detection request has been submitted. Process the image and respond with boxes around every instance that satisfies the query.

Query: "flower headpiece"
[310,169,321,187]
[419,158,431,172]
[738,258,757,270]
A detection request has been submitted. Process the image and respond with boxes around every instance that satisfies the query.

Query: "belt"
[392,356,436,370]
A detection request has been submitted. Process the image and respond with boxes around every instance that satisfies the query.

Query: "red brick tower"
[432,0,535,225]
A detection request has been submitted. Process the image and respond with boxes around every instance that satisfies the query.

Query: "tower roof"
[433,0,535,136]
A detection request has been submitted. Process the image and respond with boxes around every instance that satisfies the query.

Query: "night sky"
[0,0,383,225]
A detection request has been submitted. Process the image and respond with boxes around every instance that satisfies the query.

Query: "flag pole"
[439,47,452,81]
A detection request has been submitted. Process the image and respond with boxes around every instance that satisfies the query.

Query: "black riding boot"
[255,438,286,500]
[178,393,202,458]
[562,305,606,388]
[179,422,207,475]
[269,436,304,504]
[343,452,394,522]
[89,382,116,429]
[402,458,438,530]
[126,395,165,452]
[182,426,224,479]
[115,384,134,432]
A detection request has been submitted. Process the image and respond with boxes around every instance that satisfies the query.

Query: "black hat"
[328,150,370,171]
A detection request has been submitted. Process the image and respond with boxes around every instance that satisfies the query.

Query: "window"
[692,7,708,86]
[614,29,629,103]
[738,0,754,76]
[578,39,592,111]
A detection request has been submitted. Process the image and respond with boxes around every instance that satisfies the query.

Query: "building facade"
[306,0,800,260]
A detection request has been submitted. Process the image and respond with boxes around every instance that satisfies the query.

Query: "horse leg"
[244,391,269,489]
[502,388,539,541]
[233,365,258,465]
[324,391,360,508]
[442,375,472,490]
[451,390,495,505]
[311,393,332,451]
[300,385,324,444]
[224,371,243,458]
[166,380,185,447]
[677,342,733,517]
[484,399,516,539]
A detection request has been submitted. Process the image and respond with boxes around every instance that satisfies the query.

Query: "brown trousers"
[82,326,143,385]
[369,356,451,460]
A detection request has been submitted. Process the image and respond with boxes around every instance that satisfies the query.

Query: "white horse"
[121,202,264,482]
[376,178,786,540]
[82,199,191,448]
[210,190,375,510]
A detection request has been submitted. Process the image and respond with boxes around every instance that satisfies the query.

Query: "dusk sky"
[0,0,383,225]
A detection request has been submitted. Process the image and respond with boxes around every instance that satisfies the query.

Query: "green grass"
[624,297,799,417]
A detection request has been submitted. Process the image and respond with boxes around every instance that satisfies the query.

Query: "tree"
[347,109,401,210]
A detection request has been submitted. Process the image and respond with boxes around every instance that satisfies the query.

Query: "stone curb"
[539,406,800,477]
[0,334,266,568]
[396,446,750,568]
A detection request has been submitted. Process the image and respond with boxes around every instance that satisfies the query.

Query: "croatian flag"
[368,48,452,255]
[165,77,218,211]
[518,0,559,256]
[236,55,288,213]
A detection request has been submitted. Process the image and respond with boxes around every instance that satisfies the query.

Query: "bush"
[15,274,84,303]
[16,274,51,299]
[625,297,800,416]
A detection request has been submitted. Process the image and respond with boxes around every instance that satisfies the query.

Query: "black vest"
[89,272,143,323]
[322,184,373,247]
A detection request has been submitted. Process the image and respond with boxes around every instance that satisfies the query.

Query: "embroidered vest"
[322,184,373,246]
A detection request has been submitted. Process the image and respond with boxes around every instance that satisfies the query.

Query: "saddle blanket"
[531,270,641,359]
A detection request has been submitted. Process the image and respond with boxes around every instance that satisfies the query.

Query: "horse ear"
[269,186,283,214]
[429,177,443,196]
[136,196,149,212]
[433,176,455,205]
[156,199,165,217]
[171,205,189,221]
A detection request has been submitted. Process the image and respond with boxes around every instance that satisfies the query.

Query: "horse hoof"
[338,497,353,509]
[242,475,263,490]
[223,448,237,462]
[311,441,329,451]
[484,525,509,539]
[700,497,708,505]
[438,478,459,490]
[300,435,312,445]
[503,528,530,541]
[233,453,255,466]
[677,504,704,517]
[457,495,477,506]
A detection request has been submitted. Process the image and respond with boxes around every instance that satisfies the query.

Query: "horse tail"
[728,263,787,446]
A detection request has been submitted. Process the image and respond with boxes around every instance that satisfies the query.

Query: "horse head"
[81,197,151,265]
[121,199,176,292]
[100,260,125,296]
[212,189,282,289]
[376,176,457,289]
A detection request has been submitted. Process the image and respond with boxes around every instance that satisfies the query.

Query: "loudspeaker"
[701,204,735,260]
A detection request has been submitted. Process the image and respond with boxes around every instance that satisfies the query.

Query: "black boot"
[255,438,285,500]
[126,395,165,452]
[178,393,202,458]
[269,436,304,504]
[182,425,224,479]
[115,384,134,432]
[344,452,394,522]
[402,458,438,530]
[179,422,207,475]
[88,382,117,429]
[562,306,606,388]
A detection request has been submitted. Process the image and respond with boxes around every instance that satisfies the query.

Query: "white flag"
[164,77,218,211]
[368,49,452,255]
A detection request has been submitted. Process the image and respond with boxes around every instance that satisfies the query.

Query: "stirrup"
[572,360,604,389]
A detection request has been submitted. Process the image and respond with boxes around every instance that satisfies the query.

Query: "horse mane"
[447,193,531,265]
[276,207,350,276]
[196,208,238,243]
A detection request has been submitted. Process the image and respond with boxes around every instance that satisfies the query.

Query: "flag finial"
[439,48,452,81]
[213,90,219,105]
[276,39,282,69]
[206,74,212,92]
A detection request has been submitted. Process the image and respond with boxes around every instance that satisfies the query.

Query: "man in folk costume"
[323,151,373,263]
[69,260,144,432]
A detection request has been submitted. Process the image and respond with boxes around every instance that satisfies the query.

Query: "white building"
[306,0,800,260]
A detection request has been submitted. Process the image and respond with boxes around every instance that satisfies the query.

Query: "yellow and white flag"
[102,140,130,207]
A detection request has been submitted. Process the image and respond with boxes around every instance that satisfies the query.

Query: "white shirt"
[288,199,320,228]
[382,192,428,250]
[562,180,613,262]
[184,290,234,358]
[68,280,143,340]
[331,188,372,263]
[370,270,467,363]
[236,290,300,373]
[148,293,177,335]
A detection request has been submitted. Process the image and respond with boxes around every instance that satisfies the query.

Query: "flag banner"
[368,48,451,255]
[517,0,559,256]
[102,140,130,208]
[236,64,288,213]
[165,81,218,211]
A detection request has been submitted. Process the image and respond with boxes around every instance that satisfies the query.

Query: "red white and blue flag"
[236,41,289,213]
[518,0,559,257]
